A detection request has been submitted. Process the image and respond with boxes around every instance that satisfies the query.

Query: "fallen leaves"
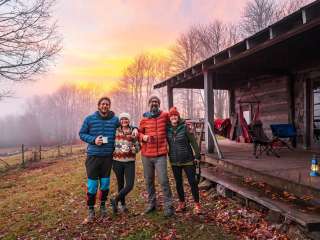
[0,155,296,240]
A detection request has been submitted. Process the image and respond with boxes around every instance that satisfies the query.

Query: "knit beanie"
[169,107,180,117]
[119,112,131,122]
[148,95,161,105]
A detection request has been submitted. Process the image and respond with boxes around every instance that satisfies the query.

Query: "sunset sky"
[0,0,248,116]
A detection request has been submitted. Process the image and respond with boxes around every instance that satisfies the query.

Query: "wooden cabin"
[155,0,320,151]
[154,0,320,198]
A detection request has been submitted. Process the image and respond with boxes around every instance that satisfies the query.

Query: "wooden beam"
[204,70,214,153]
[229,89,236,116]
[302,9,307,24]
[303,78,311,149]
[269,27,274,39]
[287,74,296,147]
[167,86,173,109]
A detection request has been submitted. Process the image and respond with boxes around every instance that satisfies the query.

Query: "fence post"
[21,144,25,167]
[33,151,37,162]
[70,144,73,155]
[58,145,60,157]
[39,145,42,161]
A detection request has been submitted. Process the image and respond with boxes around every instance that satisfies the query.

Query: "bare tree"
[275,0,312,20]
[170,27,202,119]
[196,21,227,59]
[240,0,276,37]
[0,0,61,98]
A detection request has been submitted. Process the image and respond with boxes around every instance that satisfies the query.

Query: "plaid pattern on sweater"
[113,126,140,162]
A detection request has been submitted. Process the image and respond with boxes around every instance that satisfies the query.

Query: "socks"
[87,193,96,209]
[99,190,109,207]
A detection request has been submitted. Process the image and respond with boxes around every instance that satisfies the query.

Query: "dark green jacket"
[167,120,201,165]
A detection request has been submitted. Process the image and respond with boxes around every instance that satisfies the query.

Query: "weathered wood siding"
[234,76,289,137]
[293,74,306,147]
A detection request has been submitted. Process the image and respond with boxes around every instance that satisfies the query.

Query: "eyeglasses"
[100,102,110,106]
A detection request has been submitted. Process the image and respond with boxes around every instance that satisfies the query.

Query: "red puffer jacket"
[139,111,169,157]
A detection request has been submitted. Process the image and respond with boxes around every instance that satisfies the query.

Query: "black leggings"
[171,164,199,203]
[112,161,135,205]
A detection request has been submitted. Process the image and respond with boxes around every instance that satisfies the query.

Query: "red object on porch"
[214,118,231,138]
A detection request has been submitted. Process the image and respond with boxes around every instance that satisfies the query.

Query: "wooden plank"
[167,86,173,109]
[304,79,311,148]
[201,167,320,231]
[204,70,214,153]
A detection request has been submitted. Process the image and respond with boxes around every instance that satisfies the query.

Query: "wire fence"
[0,144,86,173]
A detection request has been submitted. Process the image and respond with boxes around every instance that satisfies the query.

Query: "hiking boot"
[100,205,107,218]
[164,206,174,218]
[82,208,95,224]
[144,204,156,214]
[110,198,118,214]
[193,203,201,215]
[119,204,129,213]
[176,201,186,212]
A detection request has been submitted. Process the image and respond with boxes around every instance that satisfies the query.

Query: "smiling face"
[120,117,129,127]
[149,99,160,112]
[170,115,179,126]
[98,99,110,115]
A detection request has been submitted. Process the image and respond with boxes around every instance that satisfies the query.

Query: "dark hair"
[98,97,111,106]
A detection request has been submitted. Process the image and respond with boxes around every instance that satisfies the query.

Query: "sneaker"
[82,208,95,224]
[164,206,174,218]
[119,204,129,213]
[144,204,156,214]
[176,202,186,212]
[193,203,201,215]
[110,198,118,214]
[100,205,107,218]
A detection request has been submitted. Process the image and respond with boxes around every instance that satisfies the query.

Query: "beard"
[150,105,159,113]
[99,107,108,115]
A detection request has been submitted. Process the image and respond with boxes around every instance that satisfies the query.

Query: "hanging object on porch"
[310,155,319,177]
[235,85,261,143]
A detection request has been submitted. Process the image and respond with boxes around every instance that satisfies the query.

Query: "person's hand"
[142,135,149,142]
[95,135,103,146]
[131,146,136,154]
[132,128,138,138]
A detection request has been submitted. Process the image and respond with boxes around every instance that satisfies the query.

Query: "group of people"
[79,95,201,223]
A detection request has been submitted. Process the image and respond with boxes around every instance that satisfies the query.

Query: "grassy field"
[0,152,288,240]
[0,144,85,172]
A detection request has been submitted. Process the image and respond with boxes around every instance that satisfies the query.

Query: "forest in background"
[0,0,312,147]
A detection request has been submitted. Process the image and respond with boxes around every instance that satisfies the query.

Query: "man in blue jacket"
[79,97,119,223]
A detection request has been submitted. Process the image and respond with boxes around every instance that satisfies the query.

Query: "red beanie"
[169,107,180,117]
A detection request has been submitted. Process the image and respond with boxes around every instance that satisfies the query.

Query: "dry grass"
[0,153,234,240]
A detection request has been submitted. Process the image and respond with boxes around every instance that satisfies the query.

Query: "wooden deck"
[204,139,320,198]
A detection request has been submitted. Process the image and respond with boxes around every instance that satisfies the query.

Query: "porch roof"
[154,0,320,90]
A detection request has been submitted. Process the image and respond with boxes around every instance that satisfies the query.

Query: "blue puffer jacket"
[79,111,119,157]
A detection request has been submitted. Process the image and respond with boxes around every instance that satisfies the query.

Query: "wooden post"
[21,144,25,167]
[304,78,311,149]
[203,70,214,153]
[39,145,42,160]
[229,89,235,117]
[287,74,296,148]
[70,144,73,155]
[167,86,173,109]
[58,145,61,157]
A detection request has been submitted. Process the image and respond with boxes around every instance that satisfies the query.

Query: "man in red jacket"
[139,95,174,217]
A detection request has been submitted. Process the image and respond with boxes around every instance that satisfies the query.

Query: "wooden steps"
[203,154,320,199]
[201,167,320,232]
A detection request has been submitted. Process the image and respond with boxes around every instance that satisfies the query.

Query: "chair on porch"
[270,124,297,150]
[249,120,280,158]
